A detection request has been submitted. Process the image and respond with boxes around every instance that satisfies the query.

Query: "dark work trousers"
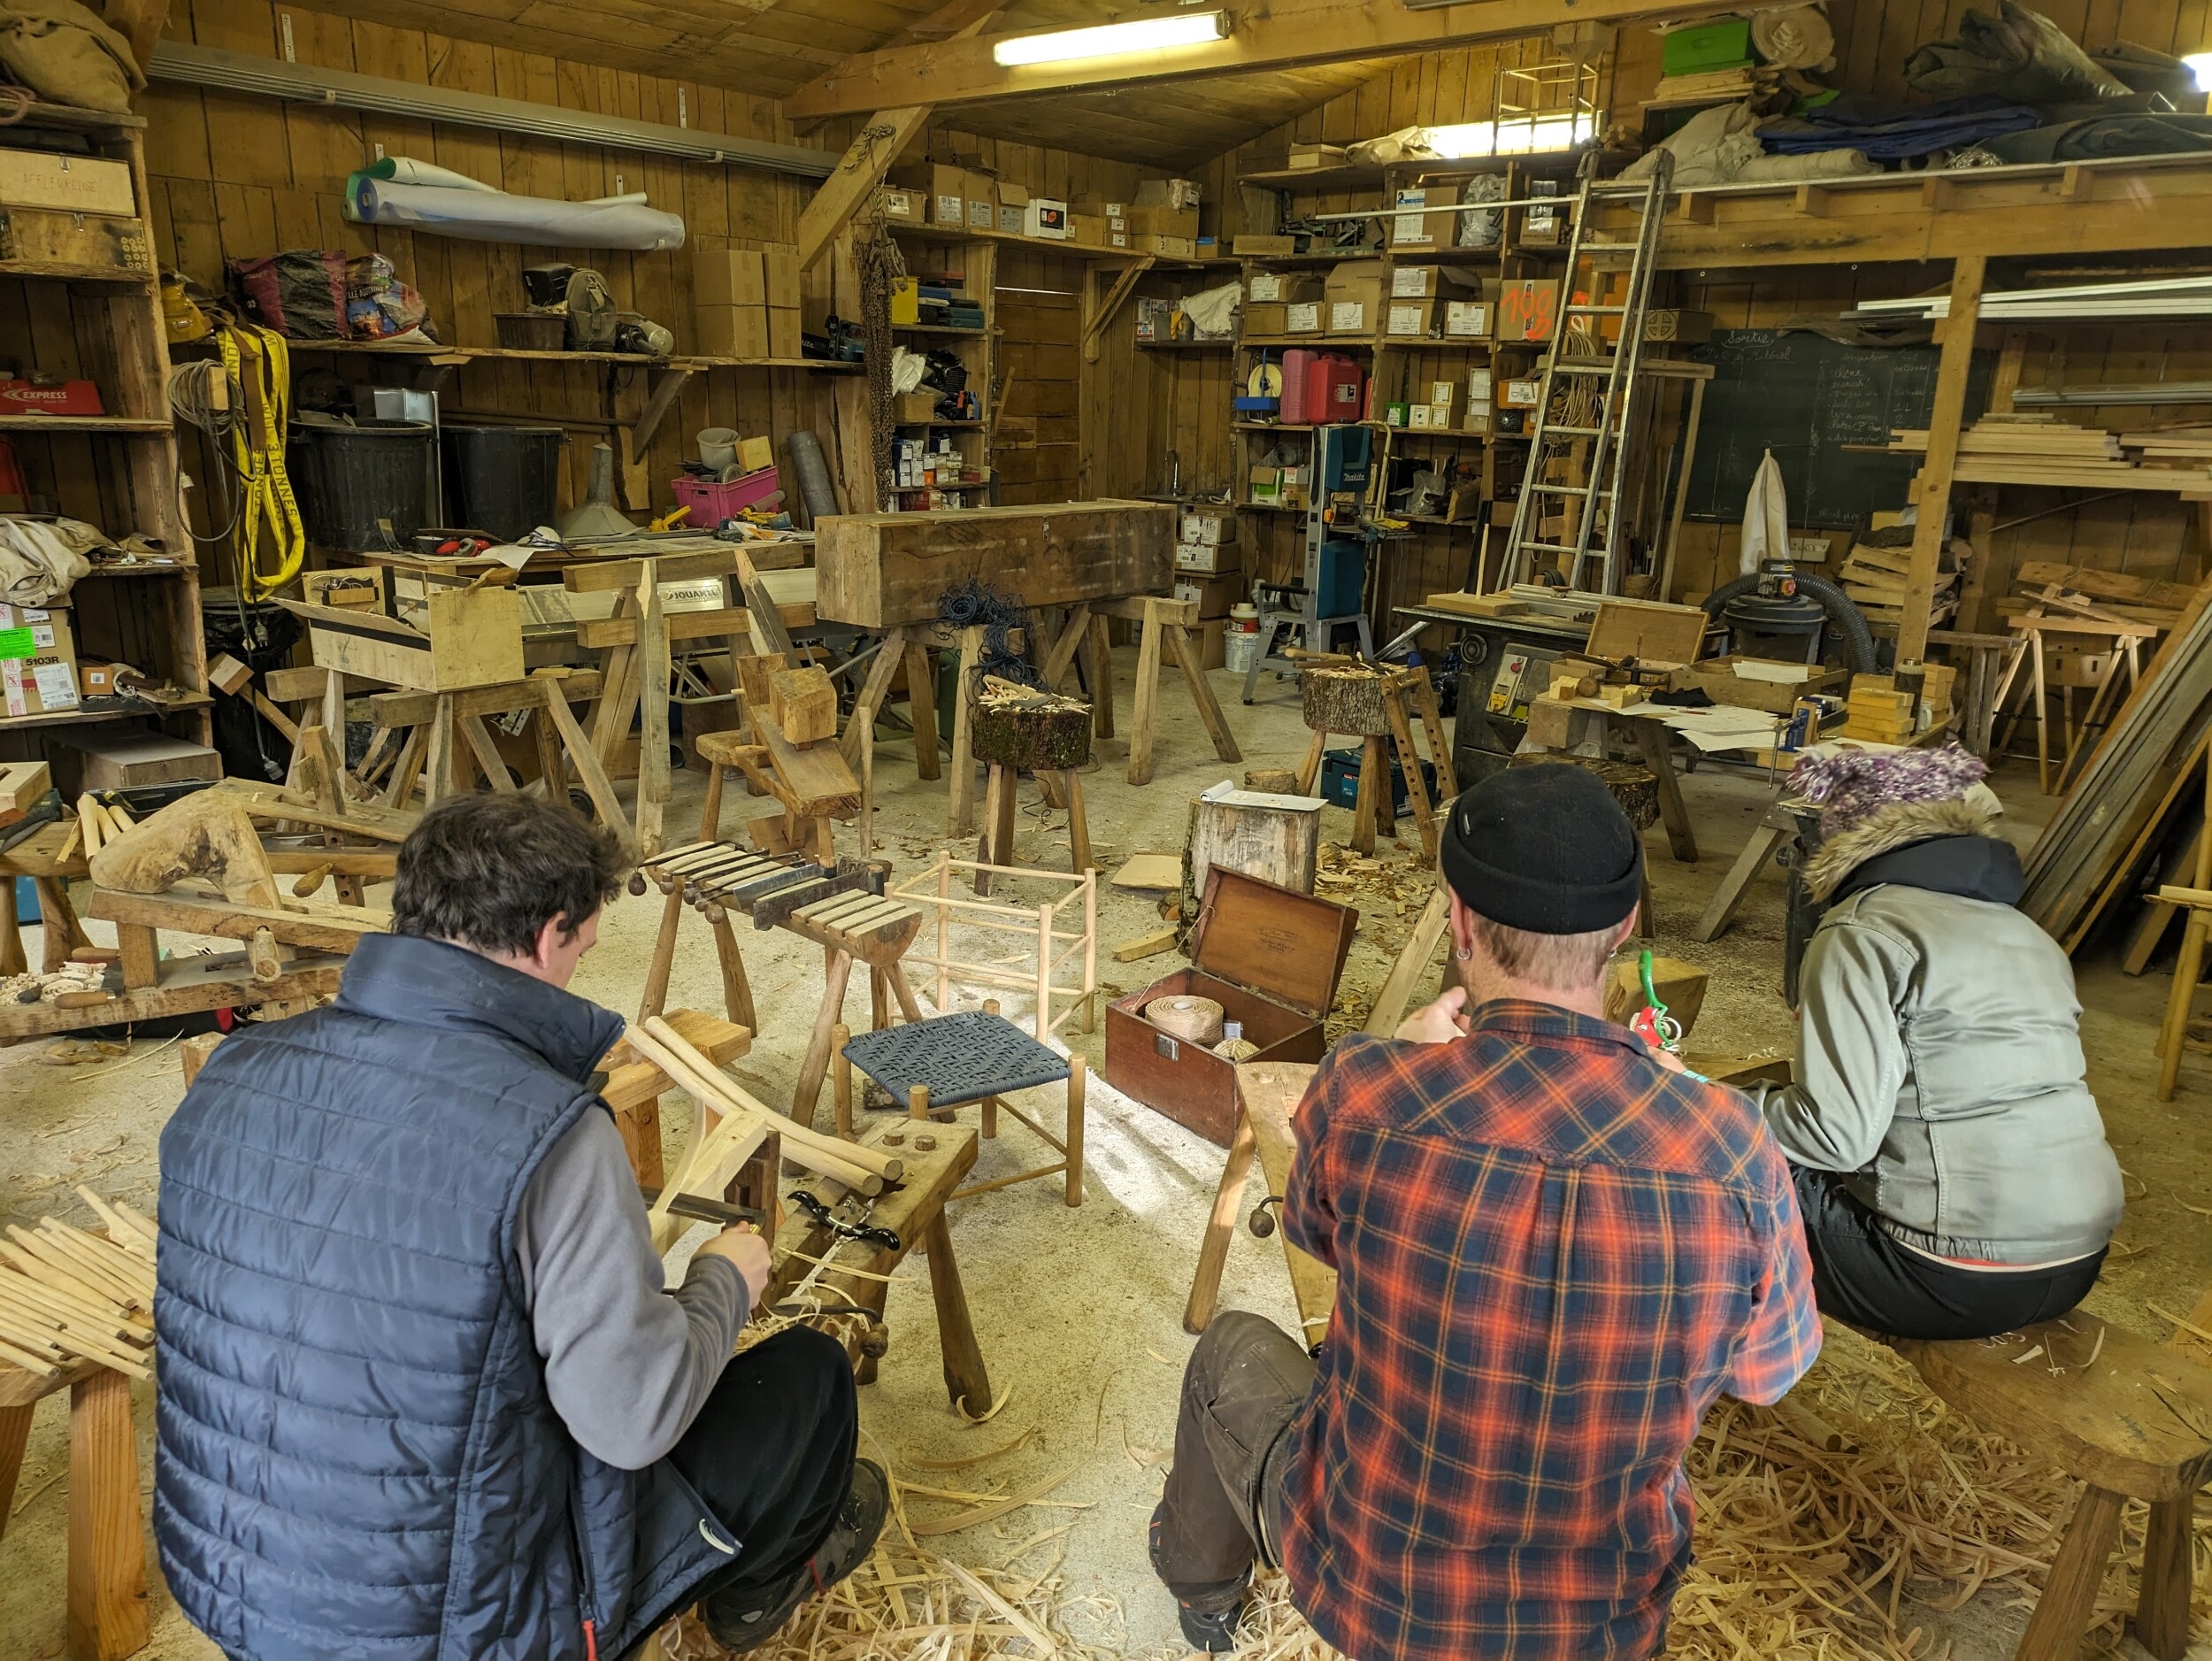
[1149,1311,1315,1611]
[1792,1165,2105,1342]
[670,1327,858,1616]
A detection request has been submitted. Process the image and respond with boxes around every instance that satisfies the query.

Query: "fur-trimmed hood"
[1802,797,2014,904]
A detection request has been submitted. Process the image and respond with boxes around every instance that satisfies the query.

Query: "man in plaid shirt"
[1150,763,1821,1657]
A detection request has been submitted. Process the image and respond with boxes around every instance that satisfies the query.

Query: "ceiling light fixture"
[2187,51,2212,89]
[992,12,1228,66]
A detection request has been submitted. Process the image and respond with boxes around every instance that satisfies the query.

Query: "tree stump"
[1510,754,1659,831]
[1299,665,1394,738]
[972,684,1093,773]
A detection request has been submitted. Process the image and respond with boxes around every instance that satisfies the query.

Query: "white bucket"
[1224,627,1263,675]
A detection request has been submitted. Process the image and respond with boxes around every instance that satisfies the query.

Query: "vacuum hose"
[1700,570,1878,675]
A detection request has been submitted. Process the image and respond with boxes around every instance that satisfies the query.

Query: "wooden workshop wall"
[142,3,1146,550]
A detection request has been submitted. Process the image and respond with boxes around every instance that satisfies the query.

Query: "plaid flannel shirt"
[1278,1000,1820,1661]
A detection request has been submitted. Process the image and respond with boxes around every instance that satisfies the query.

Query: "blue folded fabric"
[1760,91,2041,158]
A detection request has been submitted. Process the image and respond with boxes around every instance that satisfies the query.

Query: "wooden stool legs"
[974,765,1093,889]
[2135,1493,2193,1660]
[832,1023,853,1141]
[68,1368,148,1661]
[2016,1482,2123,1661]
[923,1211,992,1417]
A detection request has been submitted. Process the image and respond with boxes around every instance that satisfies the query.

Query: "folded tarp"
[344,173,685,250]
[1760,91,2040,158]
[1904,0,2131,108]
[1977,112,2212,163]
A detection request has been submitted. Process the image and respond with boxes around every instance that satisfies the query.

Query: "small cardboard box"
[926,164,968,227]
[881,185,923,225]
[695,248,766,307]
[696,305,770,358]
[1067,211,1105,246]
[1325,260,1385,327]
[767,308,801,359]
[997,181,1029,235]
[1106,866,1357,1146]
[1176,540,1240,576]
[894,391,940,424]
[1247,273,1321,304]
[1180,508,1237,548]
[964,170,998,231]
[1241,302,1286,336]
[0,602,76,716]
[764,245,800,311]
[1327,299,1369,333]
[1389,182,1459,247]
[1135,178,1202,210]
[1288,142,1348,171]
[1284,302,1323,334]
[1128,203,1200,240]
[1392,265,1442,299]
[1445,298,1494,338]
[1025,196,1071,239]
[1139,234,1195,258]
[1498,279,1561,342]
[1386,299,1440,337]
[1234,235,1299,256]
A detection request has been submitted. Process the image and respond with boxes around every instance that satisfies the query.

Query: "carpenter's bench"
[0,1359,148,1659]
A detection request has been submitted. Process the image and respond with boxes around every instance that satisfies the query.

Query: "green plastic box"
[1662,18,1755,75]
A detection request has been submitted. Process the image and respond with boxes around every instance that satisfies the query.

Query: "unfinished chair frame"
[892,850,1097,1040]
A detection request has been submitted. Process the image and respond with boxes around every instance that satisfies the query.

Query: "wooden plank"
[1239,1062,1335,1342]
[816,501,1174,628]
[85,889,387,956]
[757,713,860,818]
[368,672,602,727]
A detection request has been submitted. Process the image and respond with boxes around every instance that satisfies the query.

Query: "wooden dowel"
[72,1190,155,1259]
[0,1234,123,1313]
[623,1027,881,1196]
[35,1220,151,1302]
[0,1280,136,1346]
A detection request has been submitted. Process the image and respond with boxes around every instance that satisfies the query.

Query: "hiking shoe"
[701,1459,889,1651]
[1177,1597,1245,1652]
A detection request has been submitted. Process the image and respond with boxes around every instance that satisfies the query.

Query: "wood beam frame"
[783,0,1729,120]
[795,5,999,271]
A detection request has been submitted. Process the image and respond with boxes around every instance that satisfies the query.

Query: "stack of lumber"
[2123,427,2212,469]
[0,1188,157,1380]
[1997,561,2191,634]
[1835,540,1959,628]
[1642,63,1786,109]
[1893,415,2212,491]
[2023,572,2212,949]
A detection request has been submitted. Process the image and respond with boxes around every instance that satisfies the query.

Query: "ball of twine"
[1146,994,1225,1046]
[1212,1036,1260,1061]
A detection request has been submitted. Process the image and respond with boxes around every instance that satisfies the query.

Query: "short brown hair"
[1467,914,1621,992]
[392,795,626,957]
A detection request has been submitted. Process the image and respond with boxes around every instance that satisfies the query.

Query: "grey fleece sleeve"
[515,1110,751,1470]
[1761,920,1916,1173]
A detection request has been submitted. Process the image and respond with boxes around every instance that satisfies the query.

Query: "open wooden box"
[1106,866,1356,1146]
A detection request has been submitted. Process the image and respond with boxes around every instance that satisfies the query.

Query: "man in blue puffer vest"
[153,793,887,1660]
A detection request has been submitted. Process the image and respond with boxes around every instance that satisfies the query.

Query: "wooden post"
[934,850,952,1011]
[1034,904,1052,1041]
[637,561,670,859]
[67,1368,149,1661]
[1064,1052,1085,1207]
[2016,1483,2124,1661]
[949,627,985,836]
[832,1022,854,1140]
[1185,1109,1256,1333]
[1897,253,1987,665]
[1129,604,1165,785]
[904,639,941,781]
[0,1400,34,1537]
[923,1211,993,1416]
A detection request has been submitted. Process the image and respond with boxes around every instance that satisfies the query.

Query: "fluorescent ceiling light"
[993,12,1227,66]
[2188,51,2212,89]
[1425,113,1602,158]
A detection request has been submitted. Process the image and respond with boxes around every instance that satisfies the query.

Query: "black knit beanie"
[1439,763,1643,934]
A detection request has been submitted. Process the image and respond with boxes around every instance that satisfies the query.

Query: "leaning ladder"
[1502,150,1676,596]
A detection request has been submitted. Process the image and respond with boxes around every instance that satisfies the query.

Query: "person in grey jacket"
[1759,743,2123,1341]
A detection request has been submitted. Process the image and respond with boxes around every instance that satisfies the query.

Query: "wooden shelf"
[1237,250,1370,268]
[1378,337,1495,351]
[1139,339,1233,352]
[1239,501,1306,514]
[261,341,861,373]
[1386,427,1498,441]
[81,560,197,576]
[1240,163,1391,192]
[1240,334,1376,349]
[0,259,156,286]
[1391,513,1479,528]
[10,101,143,134]
[890,222,1227,269]
[894,322,987,337]
[0,414,171,434]
[0,694,212,734]
[892,420,985,430]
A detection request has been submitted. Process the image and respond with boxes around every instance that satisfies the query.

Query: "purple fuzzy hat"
[1789,742,1987,838]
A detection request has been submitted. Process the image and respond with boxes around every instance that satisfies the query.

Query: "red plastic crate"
[670,466,782,525]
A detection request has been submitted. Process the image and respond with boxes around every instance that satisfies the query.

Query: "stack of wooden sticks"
[0,1188,157,1380]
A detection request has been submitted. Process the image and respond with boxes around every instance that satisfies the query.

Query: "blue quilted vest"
[154,934,734,1660]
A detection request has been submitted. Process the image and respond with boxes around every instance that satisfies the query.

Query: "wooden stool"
[1891,1318,2212,1660]
[1294,663,1455,858]
[976,764,1092,893]
[972,680,1094,892]
[0,1360,150,1660]
[840,1004,1084,1207]
[1186,1061,1334,1343]
[760,1121,994,1410]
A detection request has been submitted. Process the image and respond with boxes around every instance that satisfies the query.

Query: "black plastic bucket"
[442,423,566,542]
[289,419,435,552]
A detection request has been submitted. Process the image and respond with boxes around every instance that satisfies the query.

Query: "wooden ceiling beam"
[783,0,1730,119]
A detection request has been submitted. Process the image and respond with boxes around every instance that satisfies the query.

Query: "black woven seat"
[841,1011,1070,1109]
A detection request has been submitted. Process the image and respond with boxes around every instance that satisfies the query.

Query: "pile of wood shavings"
[1187,1337,2208,1660]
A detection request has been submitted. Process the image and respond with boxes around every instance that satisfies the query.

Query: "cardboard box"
[1177,541,1240,576]
[1025,196,1070,239]
[964,170,998,231]
[1180,508,1237,547]
[1498,279,1561,342]
[1234,235,1298,256]
[1248,273,1321,304]
[1135,178,1202,211]
[767,308,801,359]
[1105,867,1356,1146]
[1241,302,1286,336]
[1067,211,1106,246]
[1174,573,1247,618]
[1392,265,1443,299]
[1501,377,1542,408]
[1127,204,1200,241]
[1288,142,1348,171]
[926,163,968,227]
[0,150,134,217]
[0,602,75,716]
[1386,299,1440,337]
[696,305,770,358]
[1284,302,1323,334]
[1325,260,1385,327]
[1139,235,1195,258]
[0,379,101,417]
[1248,465,1285,504]
[894,391,939,424]
[1408,402,1432,428]
[1389,182,1459,248]
[764,245,800,311]
[740,435,774,472]
[881,185,923,225]
[997,181,1029,235]
[1326,300,1368,333]
[1445,299,1494,338]
[695,248,766,307]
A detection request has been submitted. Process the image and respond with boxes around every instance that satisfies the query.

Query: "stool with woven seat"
[836,1003,1084,1206]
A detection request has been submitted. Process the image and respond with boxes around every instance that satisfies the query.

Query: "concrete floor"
[2,650,2208,1659]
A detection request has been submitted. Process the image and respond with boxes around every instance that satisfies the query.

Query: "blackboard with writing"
[1679,329,1990,531]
